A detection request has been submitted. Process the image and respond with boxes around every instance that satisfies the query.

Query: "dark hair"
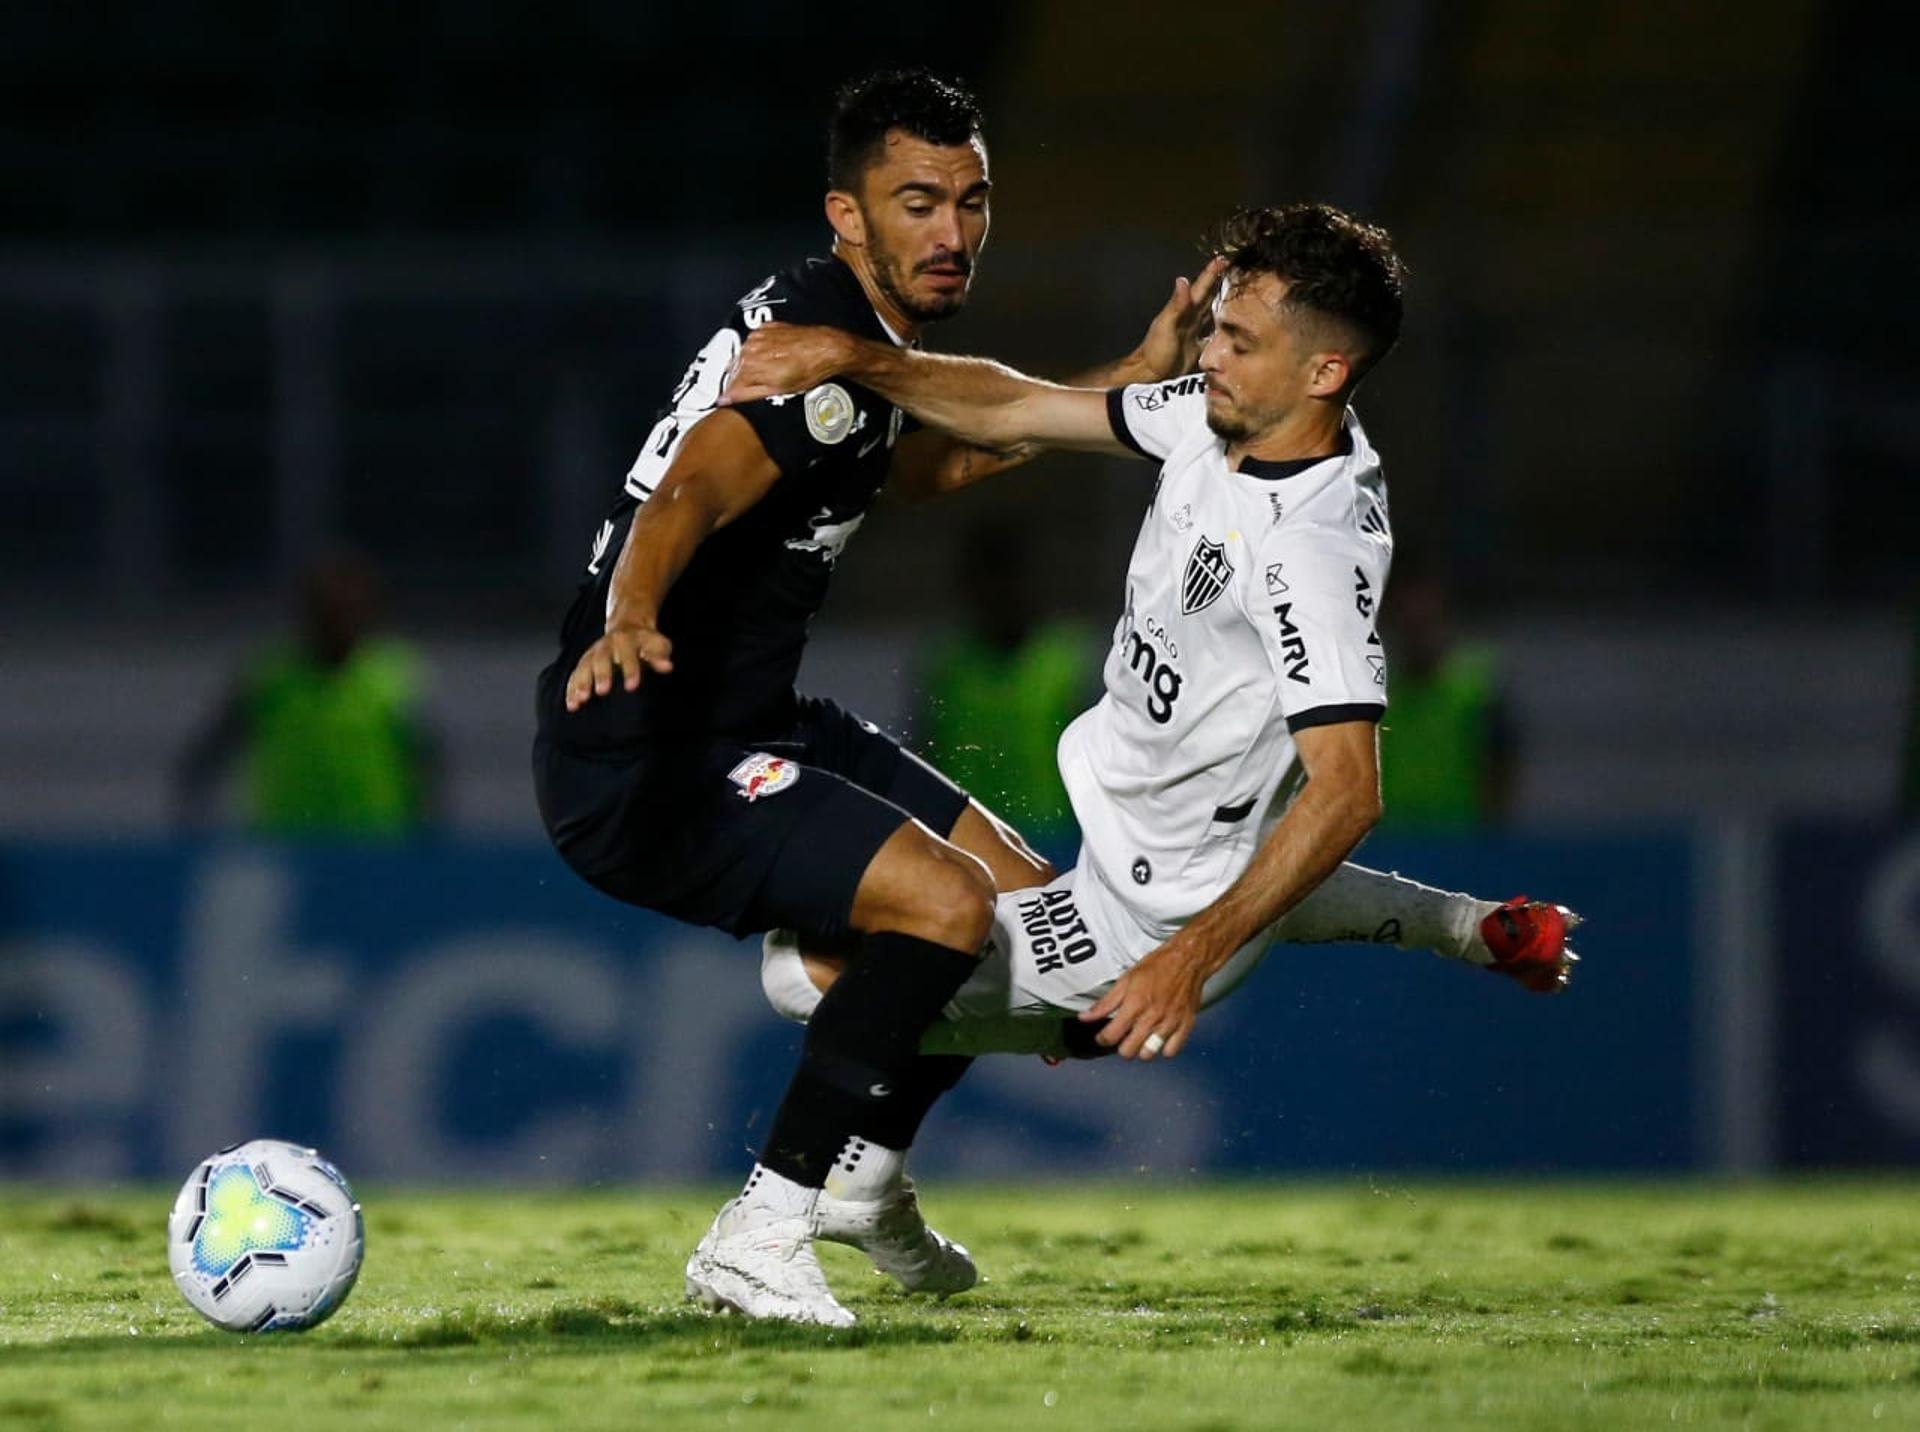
[1206,202,1407,385]
[827,69,983,190]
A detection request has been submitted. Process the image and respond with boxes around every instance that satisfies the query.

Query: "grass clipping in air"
[3,1182,1920,1430]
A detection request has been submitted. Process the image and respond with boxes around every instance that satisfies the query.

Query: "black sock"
[760,931,978,1186]
[854,1054,973,1150]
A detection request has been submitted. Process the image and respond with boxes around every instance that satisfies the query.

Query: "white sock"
[761,929,824,1023]
[737,1163,820,1217]
[1272,861,1499,966]
[823,1137,906,1204]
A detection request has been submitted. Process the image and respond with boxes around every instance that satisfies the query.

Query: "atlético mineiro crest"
[728,753,800,802]
[1181,536,1233,615]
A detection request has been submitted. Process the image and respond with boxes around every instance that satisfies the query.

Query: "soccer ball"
[167,1139,365,1333]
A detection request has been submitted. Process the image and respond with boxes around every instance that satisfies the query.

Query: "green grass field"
[4,1181,1919,1430]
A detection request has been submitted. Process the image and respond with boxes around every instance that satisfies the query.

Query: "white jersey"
[1056,376,1394,936]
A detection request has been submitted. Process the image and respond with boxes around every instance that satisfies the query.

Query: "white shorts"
[761,862,1278,1060]
[943,860,1273,1024]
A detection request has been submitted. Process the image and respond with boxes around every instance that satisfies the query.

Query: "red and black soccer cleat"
[1480,896,1581,994]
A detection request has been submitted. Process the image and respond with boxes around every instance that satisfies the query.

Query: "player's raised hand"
[720,324,855,406]
[564,622,674,711]
[1080,935,1210,1061]
[1134,255,1228,380]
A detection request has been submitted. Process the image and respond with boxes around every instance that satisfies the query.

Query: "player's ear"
[1306,352,1350,400]
[825,189,867,249]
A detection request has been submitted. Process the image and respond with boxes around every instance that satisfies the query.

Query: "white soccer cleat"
[816,1178,978,1296]
[683,1197,856,1328]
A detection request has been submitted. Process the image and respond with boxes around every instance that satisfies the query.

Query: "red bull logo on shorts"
[727,753,799,802]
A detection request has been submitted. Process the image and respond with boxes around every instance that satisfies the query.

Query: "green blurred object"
[242,638,429,835]
[1377,645,1505,832]
[920,622,1094,845]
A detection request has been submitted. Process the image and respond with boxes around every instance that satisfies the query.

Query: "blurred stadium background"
[3,0,1915,1191]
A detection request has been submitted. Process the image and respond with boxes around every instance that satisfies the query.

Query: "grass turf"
[3,1181,1919,1430]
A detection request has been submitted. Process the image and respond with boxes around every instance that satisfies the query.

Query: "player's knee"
[907,848,996,953]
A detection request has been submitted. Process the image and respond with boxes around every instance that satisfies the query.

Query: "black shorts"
[532,696,971,942]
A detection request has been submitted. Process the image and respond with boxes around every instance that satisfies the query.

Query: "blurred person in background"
[916,518,1097,859]
[1376,561,1515,832]
[174,552,440,837]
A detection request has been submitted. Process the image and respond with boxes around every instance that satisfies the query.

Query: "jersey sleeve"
[728,273,872,478]
[623,272,867,494]
[1105,374,1209,461]
[732,379,865,478]
[1251,527,1390,731]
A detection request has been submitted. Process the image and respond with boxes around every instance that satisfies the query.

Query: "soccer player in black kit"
[533,70,1219,1325]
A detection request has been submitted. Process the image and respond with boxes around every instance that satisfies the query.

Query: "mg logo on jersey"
[1181,537,1233,615]
[728,753,800,802]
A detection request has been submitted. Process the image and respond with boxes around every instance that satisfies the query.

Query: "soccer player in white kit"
[727,202,1576,1070]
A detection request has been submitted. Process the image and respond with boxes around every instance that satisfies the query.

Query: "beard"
[868,221,973,324]
[1204,405,1257,442]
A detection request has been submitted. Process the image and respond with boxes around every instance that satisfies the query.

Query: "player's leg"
[760,700,1032,1289]
[766,795,1052,1043]
[540,731,991,1324]
[751,814,993,1186]
[763,700,1051,999]
[763,927,1091,1055]
[694,770,997,1320]
[1264,862,1580,991]
[1271,862,1493,958]
[948,799,1055,890]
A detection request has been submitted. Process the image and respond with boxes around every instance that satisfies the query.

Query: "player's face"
[852,131,991,323]
[1198,272,1330,442]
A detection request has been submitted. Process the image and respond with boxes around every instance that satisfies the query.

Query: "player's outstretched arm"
[564,410,781,711]
[884,255,1227,501]
[1082,720,1384,1060]
[722,328,1125,456]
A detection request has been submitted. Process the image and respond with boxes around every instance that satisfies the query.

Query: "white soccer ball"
[167,1139,365,1333]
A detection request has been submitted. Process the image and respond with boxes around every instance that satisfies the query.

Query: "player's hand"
[1079,936,1210,1061]
[1133,256,1228,380]
[720,325,855,406]
[564,623,674,711]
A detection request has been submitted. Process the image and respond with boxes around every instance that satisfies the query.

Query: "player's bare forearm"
[1084,720,1381,1059]
[565,411,780,711]
[886,429,1040,503]
[889,342,1158,501]
[725,328,1120,454]
[563,501,691,711]
[602,488,708,630]
[1176,749,1382,975]
[888,338,1163,499]
[888,258,1226,500]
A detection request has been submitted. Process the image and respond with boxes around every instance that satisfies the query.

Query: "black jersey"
[538,256,909,749]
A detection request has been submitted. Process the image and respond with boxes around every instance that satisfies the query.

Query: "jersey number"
[624,327,743,501]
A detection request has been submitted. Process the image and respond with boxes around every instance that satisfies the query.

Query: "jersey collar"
[1232,418,1354,480]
